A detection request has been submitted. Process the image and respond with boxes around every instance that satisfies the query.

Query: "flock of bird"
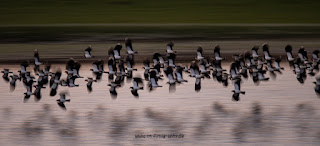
[1,37,320,110]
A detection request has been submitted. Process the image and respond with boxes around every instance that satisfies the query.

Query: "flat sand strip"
[1,23,320,27]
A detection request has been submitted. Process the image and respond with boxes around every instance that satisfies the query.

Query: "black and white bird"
[125,37,137,55]
[293,58,304,84]
[285,45,295,67]
[229,62,241,80]
[274,57,284,73]
[313,76,320,95]
[166,41,176,54]
[2,69,12,82]
[34,49,42,72]
[91,60,104,80]
[108,82,121,98]
[36,70,46,85]
[232,79,245,101]
[239,55,248,78]
[183,65,190,73]
[66,74,79,87]
[257,69,270,81]
[312,50,320,70]
[56,92,70,110]
[9,74,19,91]
[24,77,36,102]
[72,61,82,78]
[19,61,29,79]
[164,66,176,85]
[118,59,127,77]
[66,58,76,75]
[167,53,176,68]
[34,84,45,101]
[175,65,188,83]
[148,70,162,91]
[196,46,204,60]
[190,61,203,91]
[50,70,61,96]
[126,55,137,78]
[214,45,225,61]
[153,53,165,68]
[262,44,272,62]
[84,45,93,58]
[106,57,117,79]
[130,77,144,97]
[113,43,122,60]
[251,46,259,61]
[298,47,308,63]
[143,59,151,80]
[199,58,210,78]
[85,77,97,93]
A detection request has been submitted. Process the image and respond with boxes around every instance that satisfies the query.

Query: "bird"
[113,43,122,60]
[56,92,70,110]
[257,69,270,81]
[285,45,295,67]
[239,55,249,78]
[66,74,79,87]
[274,57,284,73]
[167,53,176,68]
[72,61,82,78]
[50,70,61,96]
[24,77,36,102]
[66,58,76,75]
[18,61,29,79]
[196,46,204,60]
[2,69,12,82]
[190,61,203,91]
[152,53,165,68]
[142,59,151,80]
[34,49,42,72]
[85,77,97,93]
[106,57,116,80]
[229,62,241,80]
[118,59,127,77]
[313,76,320,95]
[125,37,138,55]
[148,70,162,91]
[91,60,104,81]
[125,55,137,78]
[251,46,259,61]
[312,50,320,70]
[293,59,304,84]
[262,44,272,62]
[199,58,210,78]
[34,84,45,101]
[9,74,19,91]
[36,70,46,86]
[164,66,176,85]
[130,77,144,97]
[214,45,225,61]
[232,79,245,101]
[108,82,121,98]
[175,65,188,83]
[84,45,93,58]
[166,41,177,54]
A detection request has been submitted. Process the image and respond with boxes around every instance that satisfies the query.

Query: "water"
[0,63,320,145]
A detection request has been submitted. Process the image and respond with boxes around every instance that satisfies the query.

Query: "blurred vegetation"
[0,0,319,24]
[1,25,320,43]
[0,0,319,43]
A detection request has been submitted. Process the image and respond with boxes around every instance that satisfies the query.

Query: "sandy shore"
[0,39,320,64]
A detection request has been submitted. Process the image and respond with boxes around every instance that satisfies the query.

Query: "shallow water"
[0,63,320,145]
